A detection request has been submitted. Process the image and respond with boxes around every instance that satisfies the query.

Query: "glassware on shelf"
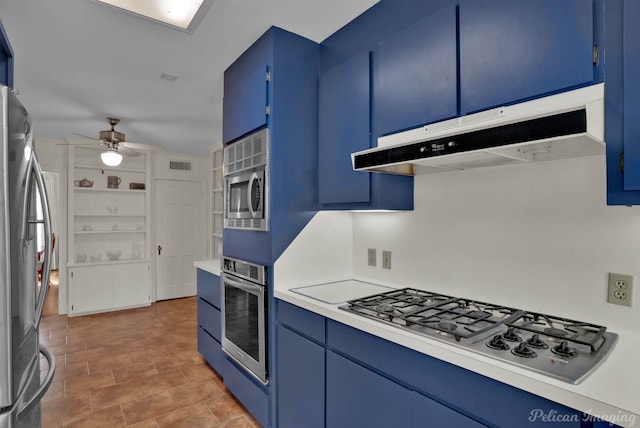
[106,250,121,261]
[76,252,87,263]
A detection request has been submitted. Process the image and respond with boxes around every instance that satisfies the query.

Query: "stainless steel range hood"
[352,83,605,175]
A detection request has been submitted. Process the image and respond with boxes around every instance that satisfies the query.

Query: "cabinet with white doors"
[67,146,151,316]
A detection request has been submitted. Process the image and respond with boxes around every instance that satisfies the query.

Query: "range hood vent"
[352,83,605,175]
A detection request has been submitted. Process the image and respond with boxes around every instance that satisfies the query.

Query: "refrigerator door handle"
[31,154,52,327]
[16,344,55,421]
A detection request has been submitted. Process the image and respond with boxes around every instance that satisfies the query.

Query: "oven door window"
[224,283,260,361]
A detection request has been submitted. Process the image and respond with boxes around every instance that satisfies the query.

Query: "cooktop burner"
[340,287,618,384]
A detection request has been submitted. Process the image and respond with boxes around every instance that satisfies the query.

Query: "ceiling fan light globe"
[101,150,123,166]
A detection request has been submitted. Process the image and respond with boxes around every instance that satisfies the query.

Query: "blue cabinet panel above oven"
[223,26,319,265]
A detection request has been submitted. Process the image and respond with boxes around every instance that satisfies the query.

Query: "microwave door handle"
[247,174,257,218]
[224,275,262,294]
[31,155,53,327]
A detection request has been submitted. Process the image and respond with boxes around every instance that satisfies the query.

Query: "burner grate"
[506,313,606,352]
[345,288,523,341]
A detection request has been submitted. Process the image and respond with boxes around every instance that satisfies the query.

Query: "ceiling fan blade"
[118,143,141,157]
[72,133,102,142]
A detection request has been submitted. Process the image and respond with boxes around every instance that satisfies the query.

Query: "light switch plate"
[368,248,376,267]
[382,250,391,269]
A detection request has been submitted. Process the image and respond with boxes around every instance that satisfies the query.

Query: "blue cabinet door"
[623,0,640,191]
[223,63,268,144]
[326,351,412,428]
[459,0,594,114]
[376,5,458,136]
[318,51,371,205]
[196,269,220,308]
[276,325,325,428]
[0,20,14,88]
[317,50,414,211]
[412,393,485,428]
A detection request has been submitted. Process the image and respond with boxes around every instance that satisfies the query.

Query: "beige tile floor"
[39,296,260,428]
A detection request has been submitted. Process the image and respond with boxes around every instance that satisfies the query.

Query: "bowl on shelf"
[89,254,102,262]
[106,250,121,261]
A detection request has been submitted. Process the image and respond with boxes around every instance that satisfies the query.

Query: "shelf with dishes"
[74,187,147,194]
[69,258,152,267]
[68,144,152,316]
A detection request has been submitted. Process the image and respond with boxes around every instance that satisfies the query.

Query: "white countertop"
[275,280,640,428]
[194,259,221,276]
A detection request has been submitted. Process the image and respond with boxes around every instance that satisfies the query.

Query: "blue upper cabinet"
[318,51,371,205]
[223,28,319,263]
[317,50,413,210]
[622,0,640,192]
[376,5,458,136]
[0,20,14,88]
[604,0,640,205]
[222,63,268,144]
[459,0,595,114]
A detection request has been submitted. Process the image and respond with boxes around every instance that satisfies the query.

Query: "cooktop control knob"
[551,340,578,358]
[486,334,510,350]
[526,334,549,349]
[511,342,537,359]
[503,327,522,342]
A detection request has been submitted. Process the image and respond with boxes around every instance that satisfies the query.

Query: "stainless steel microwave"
[223,129,269,231]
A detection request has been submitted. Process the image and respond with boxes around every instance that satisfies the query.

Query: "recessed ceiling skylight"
[92,0,214,33]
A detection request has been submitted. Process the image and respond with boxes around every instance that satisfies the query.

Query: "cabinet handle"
[157,245,162,255]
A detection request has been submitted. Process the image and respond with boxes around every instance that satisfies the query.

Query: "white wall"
[352,155,640,333]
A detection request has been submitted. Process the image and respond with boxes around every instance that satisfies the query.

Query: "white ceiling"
[0,0,379,155]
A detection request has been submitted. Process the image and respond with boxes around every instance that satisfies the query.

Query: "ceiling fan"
[72,117,140,166]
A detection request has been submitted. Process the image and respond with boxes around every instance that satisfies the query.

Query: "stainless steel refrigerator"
[0,85,55,428]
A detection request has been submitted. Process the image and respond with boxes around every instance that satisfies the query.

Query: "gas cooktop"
[339,288,617,384]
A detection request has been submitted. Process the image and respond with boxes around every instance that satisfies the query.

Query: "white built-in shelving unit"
[67,146,152,316]
[210,144,223,259]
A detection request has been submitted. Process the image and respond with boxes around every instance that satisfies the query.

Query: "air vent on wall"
[169,160,192,171]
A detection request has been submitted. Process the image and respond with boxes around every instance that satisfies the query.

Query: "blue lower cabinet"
[197,269,221,308]
[276,325,325,428]
[196,269,222,374]
[412,392,485,428]
[197,327,223,374]
[223,356,269,427]
[197,299,221,342]
[593,420,623,428]
[326,351,413,428]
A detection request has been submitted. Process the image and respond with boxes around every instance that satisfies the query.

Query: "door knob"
[157,245,162,255]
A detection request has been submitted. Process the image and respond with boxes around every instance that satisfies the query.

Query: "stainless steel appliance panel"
[223,129,269,231]
[0,85,55,427]
[221,257,267,383]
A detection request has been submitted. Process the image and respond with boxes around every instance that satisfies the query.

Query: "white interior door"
[155,179,205,300]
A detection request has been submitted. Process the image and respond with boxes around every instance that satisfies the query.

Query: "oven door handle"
[224,275,263,294]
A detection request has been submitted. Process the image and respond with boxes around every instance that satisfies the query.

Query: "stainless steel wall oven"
[221,256,268,383]
[223,129,268,231]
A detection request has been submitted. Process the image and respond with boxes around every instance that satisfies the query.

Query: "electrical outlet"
[607,273,633,307]
[382,250,391,269]
[368,248,376,267]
